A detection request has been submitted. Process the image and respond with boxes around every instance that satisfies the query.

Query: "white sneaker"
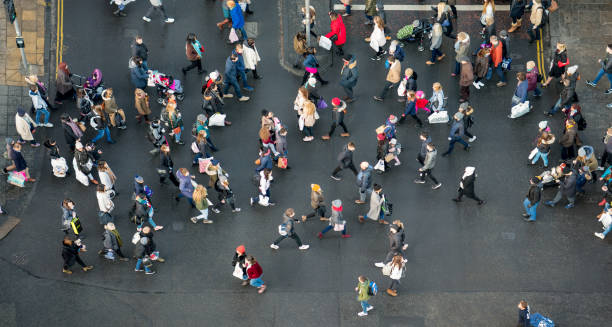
[472,81,481,90]
[190,217,198,224]
[202,219,213,224]
[374,262,384,268]
[44,123,54,127]
[223,93,234,98]
[366,305,374,311]
[595,232,605,239]
[357,312,368,317]
[238,96,250,102]
[298,244,310,250]
[232,208,241,212]
[394,162,401,166]
[432,183,442,190]
[270,244,279,250]
[142,16,151,22]
[478,81,485,87]
[469,136,477,142]
[164,18,175,23]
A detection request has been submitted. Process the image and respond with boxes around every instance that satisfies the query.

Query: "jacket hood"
[331,199,342,210]
[101,90,112,101]
[464,167,475,176]
[348,57,357,68]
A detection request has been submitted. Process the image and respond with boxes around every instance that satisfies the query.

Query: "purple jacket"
[526,67,539,91]
[175,170,194,198]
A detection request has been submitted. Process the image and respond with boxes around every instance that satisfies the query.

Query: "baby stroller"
[148,70,184,104]
[72,69,104,104]
[396,19,432,52]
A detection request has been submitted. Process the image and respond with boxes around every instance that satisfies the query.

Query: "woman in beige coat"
[300,100,316,142]
[15,107,40,147]
[134,88,152,124]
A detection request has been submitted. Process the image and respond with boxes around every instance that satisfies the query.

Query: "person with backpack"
[355,275,374,317]
[355,162,374,204]
[317,199,351,239]
[270,208,310,250]
[331,142,357,180]
[453,167,486,205]
[62,236,93,275]
[585,44,612,94]
[523,177,542,222]
[527,0,545,43]
[147,118,166,155]
[245,255,267,293]
[433,2,454,39]
[101,222,129,261]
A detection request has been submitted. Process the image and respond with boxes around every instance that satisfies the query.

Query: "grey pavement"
[1,0,612,326]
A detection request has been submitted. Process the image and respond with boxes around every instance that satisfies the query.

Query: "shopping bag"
[298,116,305,131]
[333,222,345,232]
[317,99,328,109]
[51,157,68,178]
[209,113,226,127]
[229,28,239,43]
[277,157,288,169]
[501,57,512,71]
[374,159,385,172]
[397,79,407,97]
[427,111,449,124]
[191,141,199,153]
[510,101,530,119]
[384,153,395,163]
[382,262,392,276]
[7,171,26,187]
[318,35,332,51]
[239,1,247,12]
[199,157,212,174]
[73,159,90,186]
[258,195,270,206]
[71,216,83,235]
[528,147,538,160]
[233,263,244,279]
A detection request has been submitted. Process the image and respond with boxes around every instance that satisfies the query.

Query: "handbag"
[277,157,288,169]
[427,110,449,124]
[374,159,385,172]
[70,216,83,235]
[77,121,86,132]
[381,262,392,276]
[298,116,305,131]
[233,263,244,279]
[172,126,182,135]
[528,147,538,160]
[209,113,226,127]
[317,99,327,109]
[199,157,213,174]
[229,28,239,43]
[384,153,395,163]
[7,171,26,187]
[510,100,530,119]
[191,141,199,153]
[318,35,332,51]
[333,222,345,232]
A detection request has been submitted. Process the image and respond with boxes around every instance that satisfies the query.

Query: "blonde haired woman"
[97,160,117,196]
[435,1,453,38]
[192,185,213,224]
[426,23,445,65]
[542,42,569,87]
[368,16,386,60]
[300,100,316,142]
[101,88,126,129]
[294,87,309,119]
[452,32,470,76]
[480,0,495,33]
[134,88,151,124]
[429,82,445,112]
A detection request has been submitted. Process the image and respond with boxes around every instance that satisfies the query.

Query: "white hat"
[209,71,219,81]
[75,141,83,150]
[538,121,548,129]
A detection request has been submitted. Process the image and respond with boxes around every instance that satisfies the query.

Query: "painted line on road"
[56,0,63,78]
[332,4,510,11]
[537,28,547,82]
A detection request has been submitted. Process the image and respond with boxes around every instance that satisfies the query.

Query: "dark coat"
[130,66,148,89]
[526,184,542,205]
[61,242,82,266]
[232,252,247,276]
[131,42,148,61]
[560,173,577,197]
[339,56,359,88]
[337,146,354,168]
[510,0,526,19]
[460,174,476,195]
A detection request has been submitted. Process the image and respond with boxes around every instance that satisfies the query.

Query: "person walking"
[542,42,569,87]
[182,33,205,75]
[302,184,327,222]
[90,105,115,144]
[251,168,274,207]
[158,144,179,186]
[223,54,250,101]
[60,199,78,235]
[15,107,39,147]
[414,143,442,189]
[509,72,529,117]
[398,91,423,127]
[212,177,241,213]
[525,61,542,98]
[558,119,578,160]
[164,102,184,145]
[73,142,97,185]
[459,60,474,102]
[373,56,401,101]
[175,168,195,207]
[517,300,531,327]
[245,255,267,293]
[232,44,254,91]
[531,131,555,168]
[191,184,213,224]
[368,16,386,60]
[29,84,53,127]
[508,0,526,33]
[355,275,374,317]
[134,88,151,124]
[270,208,310,250]
[101,89,127,129]
[228,1,247,41]
[472,49,490,89]
[339,54,358,102]
[318,199,350,239]
[452,32,470,77]
[325,12,347,56]
[243,38,262,80]
[355,162,374,204]
[489,35,507,87]
[62,236,93,274]
[133,236,156,275]
[527,0,544,43]
[374,223,408,269]
[132,193,163,231]
[452,167,485,205]
[417,131,431,165]
[434,1,454,39]
[322,97,350,140]
[142,0,174,23]
[301,48,328,86]
[384,254,405,297]
[131,35,149,70]
[544,165,576,209]
[442,112,470,156]
[101,222,128,261]
[130,57,148,90]
[54,62,74,105]
[426,23,445,66]
[600,127,612,169]
[523,177,542,222]
[299,99,316,142]
[292,32,308,69]
[585,44,612,94]
[331,142,357,180]
[358,184,386,223]
[232,245,248,285]
[96,184,115,225]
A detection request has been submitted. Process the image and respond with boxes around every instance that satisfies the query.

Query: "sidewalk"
[0,0,52,223]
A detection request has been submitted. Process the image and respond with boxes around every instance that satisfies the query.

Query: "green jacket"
[195,196,209,211]
[357,280,371,301]
[365,0,377,17]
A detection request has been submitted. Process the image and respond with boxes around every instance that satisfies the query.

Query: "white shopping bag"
[229,28,239,43]
[510,101,530,119]
[209,113,226,126]
[528,147,538,160]
[374,159,385,172]
[427,111,449,124]
[319,36,332,51]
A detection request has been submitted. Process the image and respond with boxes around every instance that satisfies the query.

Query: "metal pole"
[305,0,311,46]
[13,18,28,72]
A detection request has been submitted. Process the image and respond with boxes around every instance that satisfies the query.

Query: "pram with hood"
[148,70,184,104]
[396,19,432,52]
[71,69,104,122]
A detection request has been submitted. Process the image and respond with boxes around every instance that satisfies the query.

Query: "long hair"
[432,23,442,36]
[192,185,207,204]
[58,62,70,75]
[391,254,403,268]
[196,130,207,144]
[436,2,446,21]
[482,0,495,15]
[374,16,384,30]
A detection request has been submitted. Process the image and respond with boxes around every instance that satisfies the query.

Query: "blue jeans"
[238,69,250,88]
[321,224,346,235]
[345,4,351,14]
[173,126,183,142]
[35,108,50,124]
[360,300,370,313]
[92,127,113,143]
[135,258,152,273]
[141,60,149,71]
[445,136,468,154]
[250,276,264,287]
[495,66,506,83]
[592,68,612,88]
[236,26,248,40]
[177,193,195,206]
[359,187,372,202]
[365,14,373,23]
[603,224,612,236]
[523,198,539,221]
[223,78,243,98]
[365,209,386,222]
[548,97,570,114]
[431,48,442,62]
[454,61,461,75]
[529,87,542,97]
[531,150,549,167]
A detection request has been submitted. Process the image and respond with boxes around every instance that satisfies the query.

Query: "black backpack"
[577,115,587,131]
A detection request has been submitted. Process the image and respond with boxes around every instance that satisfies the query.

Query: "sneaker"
[606,89,612,95]
[477,81,485,87]
[340,133,350,137]
[202,219,213,224]
[522,213,530,218]
[145,270,156,275]
[211,208,221,214]
[364,20,373,25]
[44,123,54,127]
[164,18,175,23]
[373,96,383,102]
[432,183,442,190]
[608,103,612,109]
[134,268,144,272]
[595,232,605,239]
[330,175,341,181]
[367,305,374,311]
[298,244,310,250]
[238,96,250,102]
[469,136,477,142]
[243,86,254,91]
[82,265,94,272]
[223,93,234,98]
[62,269,73,274]
[523,218,535,222]
[190,217,198,224]
[394,162,400,166]
[413,179,426,184]
[496,82,507,87]
[358,312,368,317]
[374,262,385,268]
[565,203,574,209]
[154,225,164,231]
[250,198,254,206]
[544,201,555,207]
[30,143,40,147]
[142,16,151,22]
[354,200,365,204]
[472,81,481,90]
[585,80,596,87]
[232,208,241,212]
[342,13,350,17]
[270,244,279,250]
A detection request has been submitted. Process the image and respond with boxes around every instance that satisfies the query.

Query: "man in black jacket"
[545,166,577,209]
[131,36,149,70]
[586,44,612,94]
[523,177,542,222]
[374,224,406,268]
[62,236,93,274]
[331,142,357,180]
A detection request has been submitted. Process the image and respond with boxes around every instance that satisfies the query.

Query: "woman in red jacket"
[325,12,346,56]
[246,255,267,293]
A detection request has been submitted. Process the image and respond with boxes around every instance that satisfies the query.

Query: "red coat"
[325,16,346,46]
[247,262,263,279]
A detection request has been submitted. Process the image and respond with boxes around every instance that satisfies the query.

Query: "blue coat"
[232,50,246,72]
[224,57,238,83]
[393,46,405,62]
[449,121,465,138]
[230,6,245,29]
[514,80,529,103]
[130,66,148,89]
[255,153,273,172]
[303,54,318,69]
[357,166,374,192]
[403,100,416,116]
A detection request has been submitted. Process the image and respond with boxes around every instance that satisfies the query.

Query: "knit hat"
[331,97,341,106]
[578,147,586,157]
[311,184,321,192]
[538,121,548,130]
[415,90,424,99]
[135,175,144,183]
[197,114,206,122]
[75,141,83,150]
[459,102,469,110]
[236,244,246,254]
[454,112,464,120]
[16,106,25,117]
[331,199,342,211]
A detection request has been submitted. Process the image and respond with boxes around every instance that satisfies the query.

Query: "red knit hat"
[236,245,246,254]
[332,97,341,106]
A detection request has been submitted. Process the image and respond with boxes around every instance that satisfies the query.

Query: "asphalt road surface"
[1,1,611,326]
